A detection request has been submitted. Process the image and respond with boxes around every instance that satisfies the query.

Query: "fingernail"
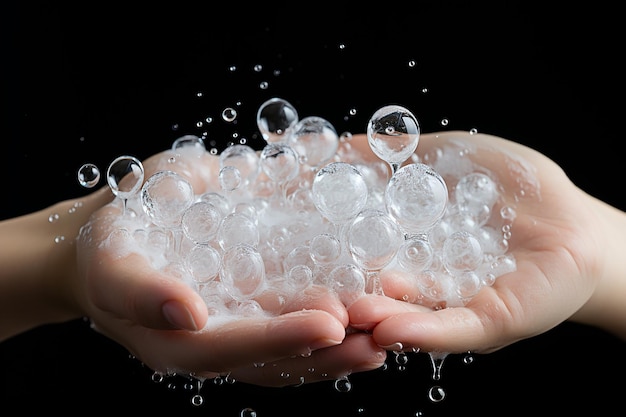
[380,342,404,351]
[162,300,198,330]
[309,337,344,351]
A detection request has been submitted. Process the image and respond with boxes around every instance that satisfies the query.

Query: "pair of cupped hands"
[74,131,606,387]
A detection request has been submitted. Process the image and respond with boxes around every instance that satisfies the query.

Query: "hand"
[348,131,626,353]
[74,145,386,387]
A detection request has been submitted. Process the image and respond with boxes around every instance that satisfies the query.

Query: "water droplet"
[333,376,352,392]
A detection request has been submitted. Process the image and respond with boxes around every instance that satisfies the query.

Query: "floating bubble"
[222,107,238,122]
[367,105,420,174]
[107,155,145,200]
[385,163,448,235]
[77,163,100,188]
[256,97,299,143]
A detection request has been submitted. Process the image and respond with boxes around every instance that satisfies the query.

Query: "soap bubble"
[140,170,194,229]
[367,105,420,174]
[455,172,499,226]
[185,244,222,284]
[77,163,100,188]
[217,212,259,250]
[219,144,260,187]
[171,134,206,156]
[312,162,369,225]
[396,235,434,272]
[385,163,448,235]
[442,231,483,272]
[256,97,299,143]
[259,142,300,184]
[310,233,342,265]
[327,263,366,307]
[181,201,222,244]
[219,165,242,192]
[107,155,145,200]
[220,243,266,301]
[347,209,403,271]
[289,115,339,169]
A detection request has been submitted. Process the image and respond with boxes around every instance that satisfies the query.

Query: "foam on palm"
[100,98,517,324]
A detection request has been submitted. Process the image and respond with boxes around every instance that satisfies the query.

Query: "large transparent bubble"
[385,163,448,235]
[367,105,420,175]
[256,97,299,143]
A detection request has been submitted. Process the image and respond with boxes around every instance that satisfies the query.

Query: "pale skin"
[1,131,624,388]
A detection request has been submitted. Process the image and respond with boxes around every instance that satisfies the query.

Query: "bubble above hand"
[98,98,518,321]
[367,104,420,175]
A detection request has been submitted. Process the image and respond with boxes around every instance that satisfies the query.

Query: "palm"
[347,131,602,354]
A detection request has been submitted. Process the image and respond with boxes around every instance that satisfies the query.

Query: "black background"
[3,1,625,416]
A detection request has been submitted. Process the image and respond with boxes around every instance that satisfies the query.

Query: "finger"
[95,309,348,379]
[349,294,491,353]
[349,294,433,332]
[229,332,387,387]
[85,247,209,331]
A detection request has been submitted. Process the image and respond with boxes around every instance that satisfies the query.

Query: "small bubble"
[77,163,101,188]
[259,81,269,89]
[240,408,257,417]
[48,213,60,223]
[253,64,263,72]
[334,376,352,393]
[191,394,204,406]
[428,385,446,402]
[408,60,416,67]
[441,118,449,126]
[222,107,238,122]
[54,235,65,243]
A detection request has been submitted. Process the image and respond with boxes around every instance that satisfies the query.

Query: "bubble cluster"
[101,97,517,321]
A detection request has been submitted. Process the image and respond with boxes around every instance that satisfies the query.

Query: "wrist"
[0,187,113,341]
[570,195,626,340]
